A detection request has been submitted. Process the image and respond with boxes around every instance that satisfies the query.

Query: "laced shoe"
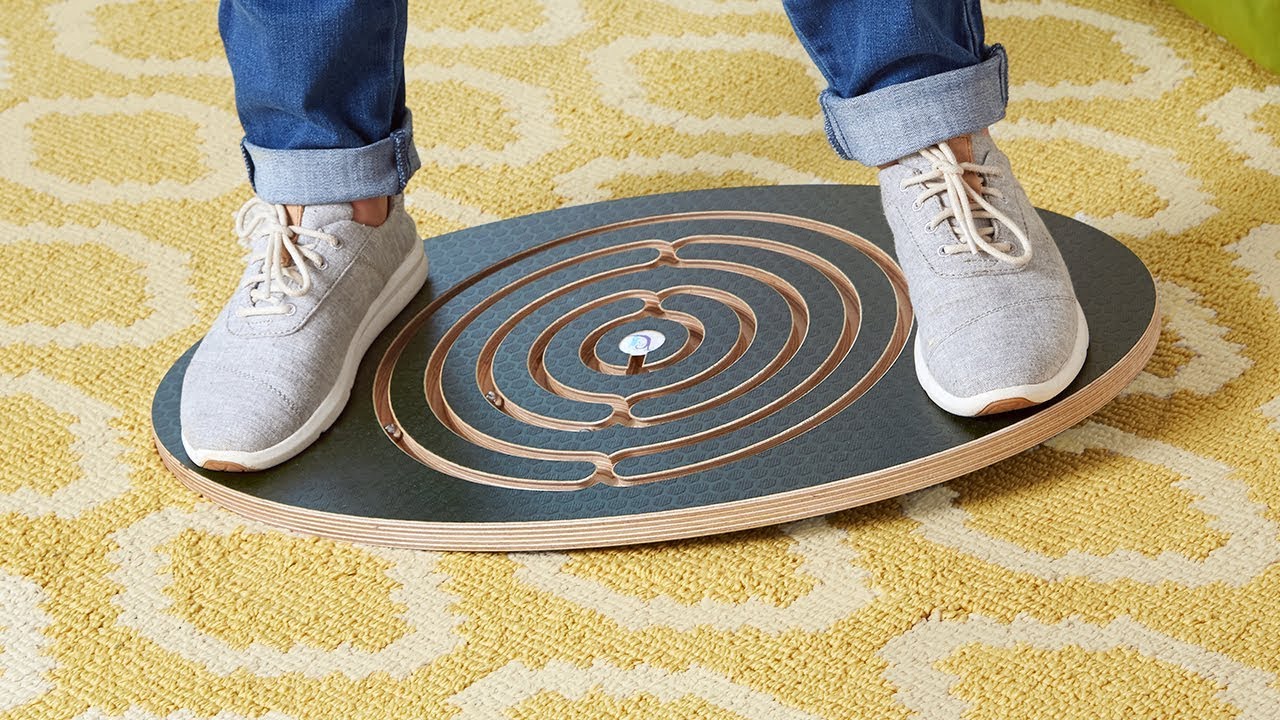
[878,133,1088,416]
[180,195,428,470]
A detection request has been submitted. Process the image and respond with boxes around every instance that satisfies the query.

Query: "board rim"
[153,301,1160,551]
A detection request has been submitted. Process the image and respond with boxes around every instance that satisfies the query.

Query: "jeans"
[219,0,1007,204]
[783,0,1007,165]
[218,0,419,205]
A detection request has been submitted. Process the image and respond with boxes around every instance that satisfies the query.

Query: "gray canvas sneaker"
[878,132,1088,416]
[180,195,428,470]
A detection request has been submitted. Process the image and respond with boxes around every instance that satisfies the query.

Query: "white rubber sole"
[183,244,429,471]
[914,301,1090,417]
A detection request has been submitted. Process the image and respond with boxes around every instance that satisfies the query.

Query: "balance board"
[152,185,1159,551]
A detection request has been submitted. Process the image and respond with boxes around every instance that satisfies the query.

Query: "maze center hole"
[588,313,696,376]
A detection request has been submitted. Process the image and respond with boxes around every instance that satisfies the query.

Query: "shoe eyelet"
[285,303,297,316]
[316,258,328,270]
[912,200,923,210]
[330,239,342,249]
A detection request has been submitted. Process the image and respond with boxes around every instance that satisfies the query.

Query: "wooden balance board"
[152,185,1159,551]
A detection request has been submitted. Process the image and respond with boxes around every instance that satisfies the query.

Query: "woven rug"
[2,0,1278,717]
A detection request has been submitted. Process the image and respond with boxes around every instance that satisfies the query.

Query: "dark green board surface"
[153,185,1156,528]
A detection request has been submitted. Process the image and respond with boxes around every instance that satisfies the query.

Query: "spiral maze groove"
[375,212,912,491]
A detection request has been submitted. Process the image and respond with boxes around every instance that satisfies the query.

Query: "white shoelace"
[900,142,1033,266]
[233,198,339,318]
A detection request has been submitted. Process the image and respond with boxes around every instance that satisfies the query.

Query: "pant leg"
[782,0,1008,166]
[218,0,420,204]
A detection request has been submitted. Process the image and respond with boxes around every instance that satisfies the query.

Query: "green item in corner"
[1170,0,1280,74]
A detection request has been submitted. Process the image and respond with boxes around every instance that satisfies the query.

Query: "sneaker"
[878,132,1088,416]
[180,195,428,470]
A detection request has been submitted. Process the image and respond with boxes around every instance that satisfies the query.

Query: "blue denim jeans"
[220,0,1006,203]
[218,0,420,205]
[783,0,1007,166]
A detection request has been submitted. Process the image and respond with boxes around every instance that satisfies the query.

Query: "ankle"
[350,196,391,227]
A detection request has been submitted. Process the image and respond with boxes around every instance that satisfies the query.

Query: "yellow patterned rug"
[2,0,1278,717]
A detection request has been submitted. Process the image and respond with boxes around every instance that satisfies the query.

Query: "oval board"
[153,185,1159,551]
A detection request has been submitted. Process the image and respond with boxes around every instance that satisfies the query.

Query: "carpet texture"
[1,0,1279,717]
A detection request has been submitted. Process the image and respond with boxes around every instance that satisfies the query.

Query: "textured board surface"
[153,184,1158,549]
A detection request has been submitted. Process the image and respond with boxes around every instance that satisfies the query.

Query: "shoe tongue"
[895,136,986,190]
[906,136,995,241]
[290,202,354,232]
[267,202,352,269]
[947,135,985,196]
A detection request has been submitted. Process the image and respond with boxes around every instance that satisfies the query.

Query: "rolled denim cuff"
[819,45,1009,167]
[240,110,422,204]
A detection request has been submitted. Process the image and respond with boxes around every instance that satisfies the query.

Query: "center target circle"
[374,211,912,491]
[620,330,665,356]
